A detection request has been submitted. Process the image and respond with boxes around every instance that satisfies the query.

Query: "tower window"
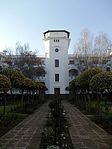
[55,59,59,67]
[55,74,59,81]
[55,48,59,52]
[54,39,59,42]
[69,60,74,64]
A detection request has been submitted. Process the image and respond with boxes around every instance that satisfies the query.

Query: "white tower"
[43,30,70,94]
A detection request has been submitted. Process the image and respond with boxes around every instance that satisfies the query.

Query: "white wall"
[43,31,70,94]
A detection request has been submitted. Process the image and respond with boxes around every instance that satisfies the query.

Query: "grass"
[69,97,112,135]
[0,101,42,137]
[90,114,112,135]
[0,103,27,137]
[0,104,18,114]
[0,112,27,137]
[83,101,112,135]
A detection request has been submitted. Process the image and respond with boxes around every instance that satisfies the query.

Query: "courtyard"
[0,98,112,149]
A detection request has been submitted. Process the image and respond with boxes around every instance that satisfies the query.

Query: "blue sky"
[0,0,112,54]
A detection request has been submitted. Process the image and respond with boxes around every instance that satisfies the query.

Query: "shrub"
[90,71,112,93]
[0,74,11,93]
[73,68,102,92]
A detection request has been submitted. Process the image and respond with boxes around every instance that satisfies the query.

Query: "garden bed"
[69,96,112,135]
[0,113,27,137]
[39,99,74,149]
[0,101,42,137]
[88,114,112,135]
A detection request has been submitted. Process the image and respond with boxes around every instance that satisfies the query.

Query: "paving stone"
[62,101,112,149]
[0,102,49,149]
[73,142,85,148]
[98,143,110,148]
[1,100,112,149]
[16,142,28,147]
[82,139,98,148]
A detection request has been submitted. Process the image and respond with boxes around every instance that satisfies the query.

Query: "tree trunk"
[3,93,6,115]
[21,89,24,105]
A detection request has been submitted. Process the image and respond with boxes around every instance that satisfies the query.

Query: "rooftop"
[43,30,70,38]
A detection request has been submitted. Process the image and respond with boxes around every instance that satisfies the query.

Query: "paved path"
[62,100,112,149]
[0,102,49,149]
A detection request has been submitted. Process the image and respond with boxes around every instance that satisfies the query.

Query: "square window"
[69,60,74,64]
[55,59,59,67]
[55,74,59,81]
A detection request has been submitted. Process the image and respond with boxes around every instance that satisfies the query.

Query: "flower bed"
[39,99,73,149]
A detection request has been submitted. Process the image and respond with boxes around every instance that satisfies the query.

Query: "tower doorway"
[54,88,60,95]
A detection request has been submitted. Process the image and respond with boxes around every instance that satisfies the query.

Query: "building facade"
[43,30,70,94]
[1,30,111,94]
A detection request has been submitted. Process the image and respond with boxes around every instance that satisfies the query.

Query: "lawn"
[0,100,41,137]
[0,104,18,114]
[69,97,112,135]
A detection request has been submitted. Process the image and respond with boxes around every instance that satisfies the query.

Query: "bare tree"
[75,28,93,68]
[75,29,112,68]
[94,33,111,64]
[15,42,30,55]
[14,43,45,79]
[4,42,46,79]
